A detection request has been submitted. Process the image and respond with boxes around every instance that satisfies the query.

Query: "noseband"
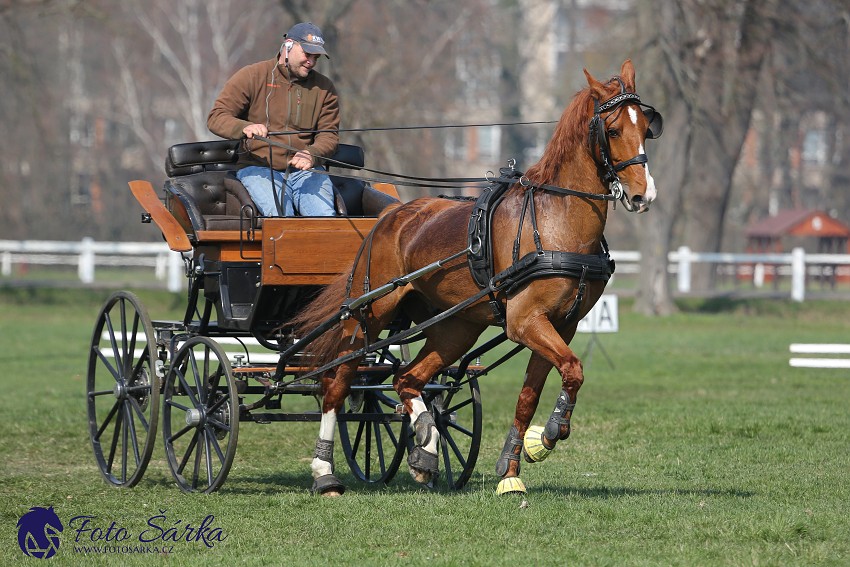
[588,79,663,199]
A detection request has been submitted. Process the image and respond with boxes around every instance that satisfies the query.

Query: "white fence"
[611,246,850,302]
[0,238,185,292]
[2,240,850,301]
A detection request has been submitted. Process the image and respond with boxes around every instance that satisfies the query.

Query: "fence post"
[677,246,691,293]
[1,251,10,277]
[78,237,95,284]
[791,247,805,302]
[167,251,184,293]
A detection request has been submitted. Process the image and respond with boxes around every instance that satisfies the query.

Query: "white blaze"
[640,143,657,203]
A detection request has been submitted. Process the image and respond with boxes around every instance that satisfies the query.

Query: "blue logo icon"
[17,506,63,559]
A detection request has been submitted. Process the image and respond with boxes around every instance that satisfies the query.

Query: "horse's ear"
[583,68,607,101]
[620,59,636,91]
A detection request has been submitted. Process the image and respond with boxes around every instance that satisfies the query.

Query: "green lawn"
[1,288,848,566]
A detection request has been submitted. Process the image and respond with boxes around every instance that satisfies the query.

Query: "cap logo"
[304,33,324,45]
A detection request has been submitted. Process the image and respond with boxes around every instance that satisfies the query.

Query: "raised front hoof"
[496,476,527,495]
[522,425,552,463]
[407,446,439,486]
[311,474,346,497]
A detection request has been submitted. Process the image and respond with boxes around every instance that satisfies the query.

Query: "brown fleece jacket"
[207,57,339,168]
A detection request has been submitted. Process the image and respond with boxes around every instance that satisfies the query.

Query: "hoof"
[311,474,346,496]
[407,446,439,485]
[409,467,436,486]
[496,476,527,495]
[523,425,552,463]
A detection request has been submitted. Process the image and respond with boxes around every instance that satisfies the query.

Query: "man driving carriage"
[207,22,339,217]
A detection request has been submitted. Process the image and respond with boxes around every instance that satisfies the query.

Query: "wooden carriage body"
[131,139,401,334]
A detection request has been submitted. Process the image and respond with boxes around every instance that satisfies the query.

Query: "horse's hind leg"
[310,357,359,496]
[494,353,553,495]
[394,318,484,486]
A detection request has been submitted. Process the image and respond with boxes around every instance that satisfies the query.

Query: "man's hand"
[242,124,268,138]
[289,150,314,171]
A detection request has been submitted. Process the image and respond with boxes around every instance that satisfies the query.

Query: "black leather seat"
[163,139,398,232]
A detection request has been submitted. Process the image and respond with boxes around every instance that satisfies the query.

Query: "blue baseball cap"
[285,22,329,58]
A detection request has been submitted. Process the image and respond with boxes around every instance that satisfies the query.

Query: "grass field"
[1,287,849,566]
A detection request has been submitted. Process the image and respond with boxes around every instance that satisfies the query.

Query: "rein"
[253,135,620,203]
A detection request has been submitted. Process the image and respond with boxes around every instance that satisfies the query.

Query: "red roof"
[745,209,850,239]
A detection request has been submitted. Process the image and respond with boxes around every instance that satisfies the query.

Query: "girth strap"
[501,249,614,296]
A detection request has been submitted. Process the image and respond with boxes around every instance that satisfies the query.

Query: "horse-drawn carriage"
[86,60,662,496]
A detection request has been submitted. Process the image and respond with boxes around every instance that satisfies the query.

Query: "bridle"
[588,78,664,204]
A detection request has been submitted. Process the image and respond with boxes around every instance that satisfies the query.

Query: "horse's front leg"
[310,360,358,496]
[494,352,552,495]
[498,315,584,494]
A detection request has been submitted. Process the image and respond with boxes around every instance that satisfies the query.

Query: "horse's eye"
[607,128,619,138]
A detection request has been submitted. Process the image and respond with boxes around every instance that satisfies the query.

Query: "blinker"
[643,107,663,139]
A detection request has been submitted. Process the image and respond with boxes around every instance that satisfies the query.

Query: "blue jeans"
[237,165,336,217]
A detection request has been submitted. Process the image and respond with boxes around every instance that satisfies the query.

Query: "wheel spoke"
[175,368,200,407]
[118,299,129,373]
[204,431,215,486]
[121,402,129,482]
[444,396,474,415]
[351,418,366,456]
[124,403,142,468]
[364,420,373,478]
[441,436,454,482]
[207,417,231,433]
[206,393,229,415]
[103,312,123,379]
[165,399,191,412]
[188,349,204,404]
[93,345,121,384]
[177,429,200,475]
[94,400,121,441]
[442,428,468,467]
[444,420,474,438]
[167,423,195,444]
[106,408,123,473]
[127,396,150,434]
[130,348,151,386]
[379,418,400,448]
[206,426,227,463]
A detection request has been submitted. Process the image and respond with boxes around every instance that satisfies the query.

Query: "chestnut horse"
[294,60,662,496]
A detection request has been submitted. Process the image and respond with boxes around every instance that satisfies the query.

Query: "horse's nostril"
[631,195,644,204]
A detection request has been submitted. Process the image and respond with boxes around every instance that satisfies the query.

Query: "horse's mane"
[524,77,620,186]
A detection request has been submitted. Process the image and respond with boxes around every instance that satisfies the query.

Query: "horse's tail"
[289,274,351,370]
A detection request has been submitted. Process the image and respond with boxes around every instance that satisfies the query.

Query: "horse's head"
[584,60,663,213]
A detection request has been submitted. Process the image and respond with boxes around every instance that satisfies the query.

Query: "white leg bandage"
[311,411,337,479]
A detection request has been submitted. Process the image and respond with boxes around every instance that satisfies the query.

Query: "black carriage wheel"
[422,375,482,490]
[87,291,160,488]
[162,337,239,493]
[338,388,408,485]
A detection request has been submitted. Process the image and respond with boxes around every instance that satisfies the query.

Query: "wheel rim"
[87,291,160,488]
[338,387,408,485]
[423,375,482,490]
[162,337,238,493]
